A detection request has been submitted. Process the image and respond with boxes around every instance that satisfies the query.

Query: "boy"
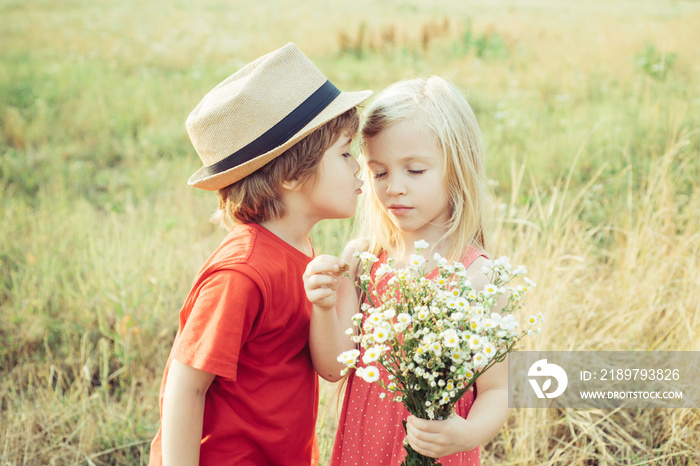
[148,43,371,465]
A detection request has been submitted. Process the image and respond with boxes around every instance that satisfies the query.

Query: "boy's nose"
[350,156,360,175]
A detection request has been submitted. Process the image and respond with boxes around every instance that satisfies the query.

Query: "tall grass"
[1,0,698,464]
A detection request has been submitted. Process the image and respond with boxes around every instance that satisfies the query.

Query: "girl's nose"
[386,175,406,196]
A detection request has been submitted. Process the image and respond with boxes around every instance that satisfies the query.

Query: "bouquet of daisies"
[337,241,541,466]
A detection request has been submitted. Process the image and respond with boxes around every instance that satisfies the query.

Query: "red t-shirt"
[149,223,319,465]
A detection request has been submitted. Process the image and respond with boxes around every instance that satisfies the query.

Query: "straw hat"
[186,42,372,191]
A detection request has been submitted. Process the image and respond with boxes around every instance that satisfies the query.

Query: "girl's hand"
[303,255,347,312]
[405,414,478,458]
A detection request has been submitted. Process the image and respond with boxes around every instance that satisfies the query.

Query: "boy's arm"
[161,359,216,466]
[304,246,361,382]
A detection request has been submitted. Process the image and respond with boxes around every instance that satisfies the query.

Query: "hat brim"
[188,89,372,191]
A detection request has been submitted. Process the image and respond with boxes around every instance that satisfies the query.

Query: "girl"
[304,76,509,465]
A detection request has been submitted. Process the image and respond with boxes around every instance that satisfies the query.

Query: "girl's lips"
[389,206,413,216]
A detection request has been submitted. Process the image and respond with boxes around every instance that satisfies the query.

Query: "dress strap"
[460,246,488,268]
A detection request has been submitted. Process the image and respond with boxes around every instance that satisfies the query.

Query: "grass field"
[1,0,699,464]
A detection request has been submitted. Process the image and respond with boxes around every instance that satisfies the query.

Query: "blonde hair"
[357,76,489,261]
[213,107,360,229]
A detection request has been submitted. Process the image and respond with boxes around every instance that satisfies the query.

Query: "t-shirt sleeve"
[171,269,263,380]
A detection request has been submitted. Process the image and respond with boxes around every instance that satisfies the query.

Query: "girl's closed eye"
[407,169,426,175]
[372,171,387,179]
[342,152,353,158]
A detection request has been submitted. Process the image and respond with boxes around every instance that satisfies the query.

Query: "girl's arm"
[161,359,215,466]
[304,244,361,382]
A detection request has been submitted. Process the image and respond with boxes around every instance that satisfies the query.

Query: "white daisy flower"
[495,256,512,270]
[483,283,498,296]
[373,326,391,343]
[409,254,427,268]
[337,349,360,365]
[358,365,380,383]
[375,263,392,278]
[482,341,496,358]
[393,322,407,333]
[359,252,379,263]
[450,349,465,362]
[524,277,537,287]
[469,336,481,350]
[414,240,430,250]
[442,329,460,348]
[362,345,385,364]
[482,318,496,330]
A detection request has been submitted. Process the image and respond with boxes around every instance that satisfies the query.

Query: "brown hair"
[212,107,360,230]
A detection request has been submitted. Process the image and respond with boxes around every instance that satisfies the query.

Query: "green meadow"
[1,0,698,464]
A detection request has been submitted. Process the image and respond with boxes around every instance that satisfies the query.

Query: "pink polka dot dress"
[330,248,485,466]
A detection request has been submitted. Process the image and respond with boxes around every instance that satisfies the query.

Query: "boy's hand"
[405,414,477,458]
[303,255,347,312]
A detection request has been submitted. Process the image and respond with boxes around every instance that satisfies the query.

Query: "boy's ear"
[281,178,304,191]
